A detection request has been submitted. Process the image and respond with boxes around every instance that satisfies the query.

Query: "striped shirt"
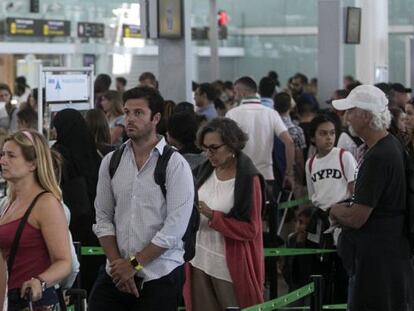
[281,116,306,150]
[93,137,194,282]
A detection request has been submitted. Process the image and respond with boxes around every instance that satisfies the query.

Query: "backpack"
[108,143,200,262]
[308,148,348,182]
[341,128,364,147]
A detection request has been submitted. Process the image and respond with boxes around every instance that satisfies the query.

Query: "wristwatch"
[33,276,47,292]
[129,256,144,272]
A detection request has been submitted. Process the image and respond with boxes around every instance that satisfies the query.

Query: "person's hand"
[20,278,43,302]
[283,174,295,191]
[110,258,136,288]
[117,278,140,298]
[328,206,338,224]
[199,201,213,220]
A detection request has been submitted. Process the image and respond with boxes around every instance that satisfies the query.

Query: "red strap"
[339,148,347,182]
[308,154,316,174]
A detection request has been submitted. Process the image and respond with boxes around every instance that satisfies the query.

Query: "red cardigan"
[184,176,264,309]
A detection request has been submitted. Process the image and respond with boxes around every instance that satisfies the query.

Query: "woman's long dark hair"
[52,109,100,202]
[85,109,111,148]
[389,107,408,146]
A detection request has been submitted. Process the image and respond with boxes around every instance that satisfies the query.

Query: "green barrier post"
[310,275,323,311]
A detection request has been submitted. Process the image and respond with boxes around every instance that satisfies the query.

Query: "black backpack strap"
[7,190,48,274]
[154,145,175,198]
[109,144,126,179]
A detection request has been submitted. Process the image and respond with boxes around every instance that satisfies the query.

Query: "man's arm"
[150,154,194,253]
[279,131,295,187]
[95,155,139,296]
[93,154,118,257]
[135,244,167,266]
[330,202,373,229]
[99,236,122,262]
[295,145,305,185]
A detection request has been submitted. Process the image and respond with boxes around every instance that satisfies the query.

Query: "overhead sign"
[7,18,38,36]
[158,0,183,39]
[41,20,70,37]
[45,74,89,102]
[78,22,105,38]
[122,24,141,38]
[6,18,70,37]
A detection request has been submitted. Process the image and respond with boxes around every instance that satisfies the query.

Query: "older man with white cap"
[329,85,414,311]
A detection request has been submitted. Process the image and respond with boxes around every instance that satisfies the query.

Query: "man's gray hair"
[368,109,391,131]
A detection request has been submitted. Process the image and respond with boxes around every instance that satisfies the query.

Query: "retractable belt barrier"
[264,248,336,257]
[242,280,347,311]
[81,247,337,257]
[278,196,311,210]
[275,305,347,310]
[79,247,344,311]
[243,282,315,311]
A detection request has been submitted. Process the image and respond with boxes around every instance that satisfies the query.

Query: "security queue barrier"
[278,197,311,210]
[79,196,345,311]
[81,246,337,257]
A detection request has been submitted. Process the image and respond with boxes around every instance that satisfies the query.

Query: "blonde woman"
[101,90,125,146]
[0,130,71,310]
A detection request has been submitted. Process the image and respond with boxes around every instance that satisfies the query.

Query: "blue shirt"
[93,137,194,282]
[197,103,218,121]
[261,97,274,109]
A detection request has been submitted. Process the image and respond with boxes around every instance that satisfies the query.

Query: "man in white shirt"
[90,86,194,311]
[226,76,295,299]
[226,76,295,188]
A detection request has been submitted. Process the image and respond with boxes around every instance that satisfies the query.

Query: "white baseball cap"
[332,85,388,113]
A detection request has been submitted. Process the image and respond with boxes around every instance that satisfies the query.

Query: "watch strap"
[33,276,47,291]
[129,256,144,272]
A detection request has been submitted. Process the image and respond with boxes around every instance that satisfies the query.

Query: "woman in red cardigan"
[187,117,265,310]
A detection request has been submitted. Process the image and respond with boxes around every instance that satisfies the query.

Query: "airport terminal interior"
[0,0,414,311]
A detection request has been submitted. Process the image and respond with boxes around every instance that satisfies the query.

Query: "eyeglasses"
[201,143,225,153]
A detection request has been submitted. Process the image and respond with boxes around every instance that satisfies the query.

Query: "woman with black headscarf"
[52,109,102,295]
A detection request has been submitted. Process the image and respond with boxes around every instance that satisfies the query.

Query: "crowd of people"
[0,70,413,311]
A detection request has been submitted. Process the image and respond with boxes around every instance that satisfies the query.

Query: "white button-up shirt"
[93,138,194,282]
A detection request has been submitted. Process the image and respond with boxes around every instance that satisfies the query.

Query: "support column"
[158,0,192,103]
[0,55,16,89]
[317,0,344,106]
[410,38,414,90]
[355,0,388,84]
[209,0,219,81]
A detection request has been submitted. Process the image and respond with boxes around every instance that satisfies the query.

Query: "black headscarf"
[52,109,100,204]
